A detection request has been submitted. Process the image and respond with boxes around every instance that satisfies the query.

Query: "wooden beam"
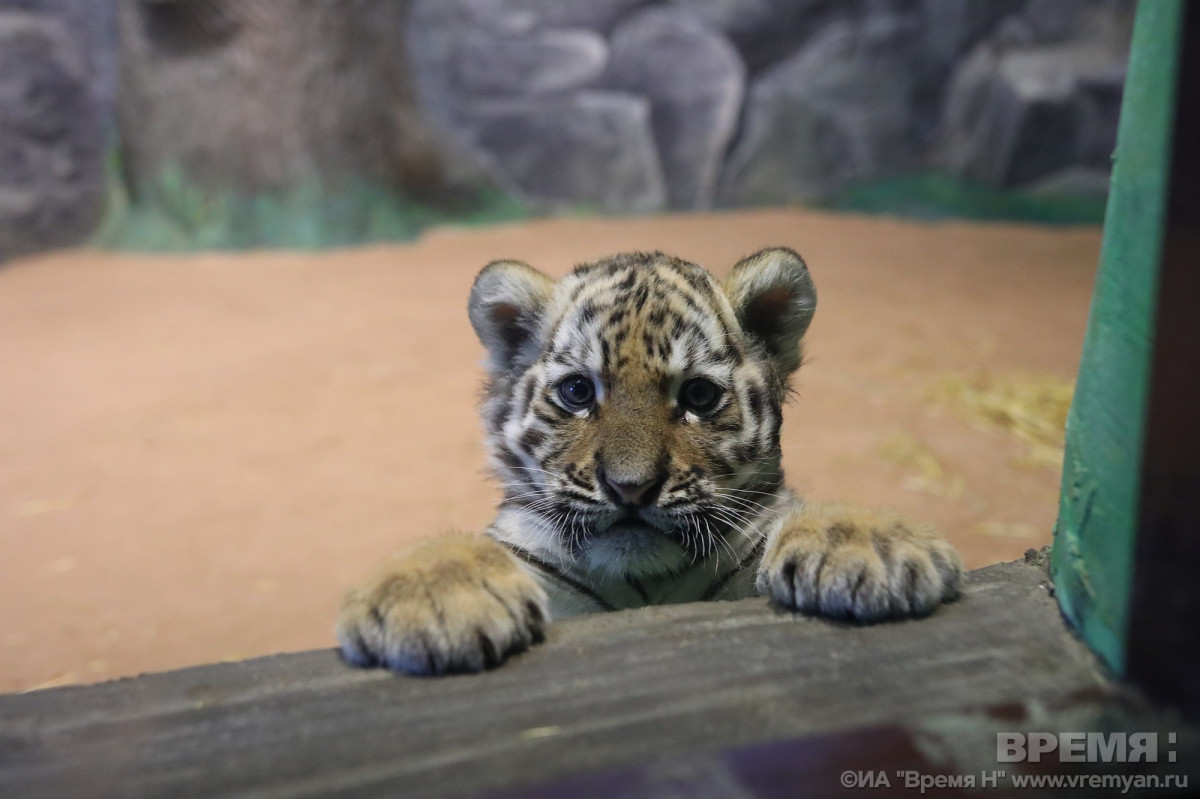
[0,557,1179,799]
[1126,0,1200,721]
[1051,0,1183,672]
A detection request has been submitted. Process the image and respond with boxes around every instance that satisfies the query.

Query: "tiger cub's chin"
[337,248,963,675]
[580,525,689,580]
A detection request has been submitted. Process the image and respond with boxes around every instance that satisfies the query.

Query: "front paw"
[336,534,549,675]
[757,503,963,622]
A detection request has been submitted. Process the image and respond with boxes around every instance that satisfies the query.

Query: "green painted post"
[1051,0,1184,673]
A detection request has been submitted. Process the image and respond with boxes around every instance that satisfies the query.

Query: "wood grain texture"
[0,557,1110,798]
[1051,0,1182,671]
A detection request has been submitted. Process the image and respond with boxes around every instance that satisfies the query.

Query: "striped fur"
[336,248,963,675]
[473,249,809,608]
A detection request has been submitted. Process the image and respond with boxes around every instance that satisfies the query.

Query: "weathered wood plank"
[0,557,1114,798]
[486,692,1199,799]
[1051,0,1183,672]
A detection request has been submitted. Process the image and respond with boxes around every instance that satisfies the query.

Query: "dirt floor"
[0,209,1100,693]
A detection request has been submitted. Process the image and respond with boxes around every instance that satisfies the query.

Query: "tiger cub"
[337,248,962,674]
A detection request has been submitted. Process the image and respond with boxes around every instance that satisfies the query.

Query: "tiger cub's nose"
[600,470,666,508]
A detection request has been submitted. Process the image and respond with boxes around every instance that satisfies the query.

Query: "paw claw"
[336,534,549,675]
[759,504,963,623]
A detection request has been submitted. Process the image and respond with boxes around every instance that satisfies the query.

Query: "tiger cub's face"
[469,249,816,577]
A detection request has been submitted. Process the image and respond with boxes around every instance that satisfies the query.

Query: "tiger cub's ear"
[469,260,556,375]
[723,247,817,376]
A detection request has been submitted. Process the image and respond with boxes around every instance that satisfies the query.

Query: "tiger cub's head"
[469,248,816,577]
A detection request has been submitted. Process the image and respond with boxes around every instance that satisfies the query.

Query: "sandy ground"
[0,209,1100,693]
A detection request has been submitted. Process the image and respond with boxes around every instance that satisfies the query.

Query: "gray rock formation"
[403,0,1135,217]
[936,4,1132,186]
[0,9,108,260]
[461,92,666,213]
[1023,0,1128,43]
[720,14,931,205]
[919,0,1025,65]
[492,0,654,33]
[453,27,608,96]
[0,0,118,127]
[407,0,600,198]
[1,0,1142,258]
[669,0,843,75]
[603,8,744,209]
[407,0,667,213]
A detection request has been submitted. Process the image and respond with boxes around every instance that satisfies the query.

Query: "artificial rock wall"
[0,0,115,260]
[0,0,1133,258]
[412,0,1133,212]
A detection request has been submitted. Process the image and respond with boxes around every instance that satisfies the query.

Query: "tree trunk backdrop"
[117,0,445,201]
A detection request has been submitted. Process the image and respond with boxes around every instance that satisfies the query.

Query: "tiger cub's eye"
[556,374,596,409]
[679,377,722,414]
